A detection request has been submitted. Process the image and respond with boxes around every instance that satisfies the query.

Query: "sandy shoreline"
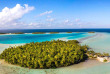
[0,59,103,74]
[57,33,100,42]
[0,44,25,54]
[78,33,103,43]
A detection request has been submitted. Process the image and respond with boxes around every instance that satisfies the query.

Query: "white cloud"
[28,22,41,27]
[46,18,55,22]
[38,10,53,16]
[75,19,80,22]
[25,23,40,28]
[0,4,96,29]
[47,16,51,18]
[0,4,34,28]
[64,19,69,23]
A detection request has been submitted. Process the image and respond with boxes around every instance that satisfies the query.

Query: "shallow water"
[82,33,110,54]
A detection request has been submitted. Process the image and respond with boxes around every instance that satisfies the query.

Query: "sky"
[0,0,110,29]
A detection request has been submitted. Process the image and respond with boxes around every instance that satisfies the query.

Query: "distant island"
[32,32,45,34]
[88,32,95,33]
[0,32,24,34]
[11,32,24,34]
[0,33,7,34]
[0,32,96,35]
[49,32,59,34]
[66,32,72,33]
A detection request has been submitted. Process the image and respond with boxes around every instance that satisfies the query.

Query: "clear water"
[0,33,94,44]
[82,33,110,54]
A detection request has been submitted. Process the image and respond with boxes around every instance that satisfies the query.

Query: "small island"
[0,33,7,34]
[0,40,88,69]
[87,50,110,62]
[76,32,80,33]
[50,32,59,34]
[0,40,109,69]
[88,32,95,33]
[11,32,24,34]
[66,32,72,33]
[32,32,45,34]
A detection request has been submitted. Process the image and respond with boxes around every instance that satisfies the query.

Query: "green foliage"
[32,32,45,34]
[102,52,109,57]
[87,50,109,58]
[88,32,95,33]
[0,40,88,69]
[0,33,7,34]
[87,50,95,55]
[12,32,24,34]
[50,32,59,34]
[103,59,107,62]
[66,32,72,33]
[76,32,79,33]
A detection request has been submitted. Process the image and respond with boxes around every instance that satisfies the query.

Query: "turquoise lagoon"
[0,32,94,44]
[1,32,110,74]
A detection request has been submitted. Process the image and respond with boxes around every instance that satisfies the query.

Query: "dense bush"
[50,32,59,34]
[0,33,7,34]
[66,32,72,33]
[87,50,109,58]
[12,32,24,34]
[32,32,45,34]
[88,32,95,33]
[0,40,88,69]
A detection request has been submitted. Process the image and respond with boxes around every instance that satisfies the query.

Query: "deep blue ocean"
[0,29,110,33]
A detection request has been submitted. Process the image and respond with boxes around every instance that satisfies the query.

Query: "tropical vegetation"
[0,33,7,34]
[88,32,95,33]
[50,32,59,34]
[87,50,109,58]
[32,32,45,34]
[12,32,24,34]
[76,32,80,33]
[0,40,88,69]
[66,32,72,33]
